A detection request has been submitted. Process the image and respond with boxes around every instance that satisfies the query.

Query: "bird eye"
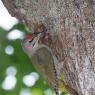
[28,39,33,43]
[28,39,35,46]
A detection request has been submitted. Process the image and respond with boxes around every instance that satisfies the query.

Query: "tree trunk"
[2,0,95,95]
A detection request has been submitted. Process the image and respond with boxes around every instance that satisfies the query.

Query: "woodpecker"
[22,33,78,95]
[22,33,59,95]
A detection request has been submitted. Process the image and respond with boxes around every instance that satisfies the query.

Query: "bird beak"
[30,33,41,48]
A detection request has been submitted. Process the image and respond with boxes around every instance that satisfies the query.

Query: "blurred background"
[0,0,67,95]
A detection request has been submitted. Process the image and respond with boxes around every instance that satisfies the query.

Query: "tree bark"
[2,0,95,95]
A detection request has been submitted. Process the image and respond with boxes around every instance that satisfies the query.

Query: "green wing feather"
[31,46,59,95]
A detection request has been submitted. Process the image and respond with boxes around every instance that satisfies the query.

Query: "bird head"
[22,33,41,56]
